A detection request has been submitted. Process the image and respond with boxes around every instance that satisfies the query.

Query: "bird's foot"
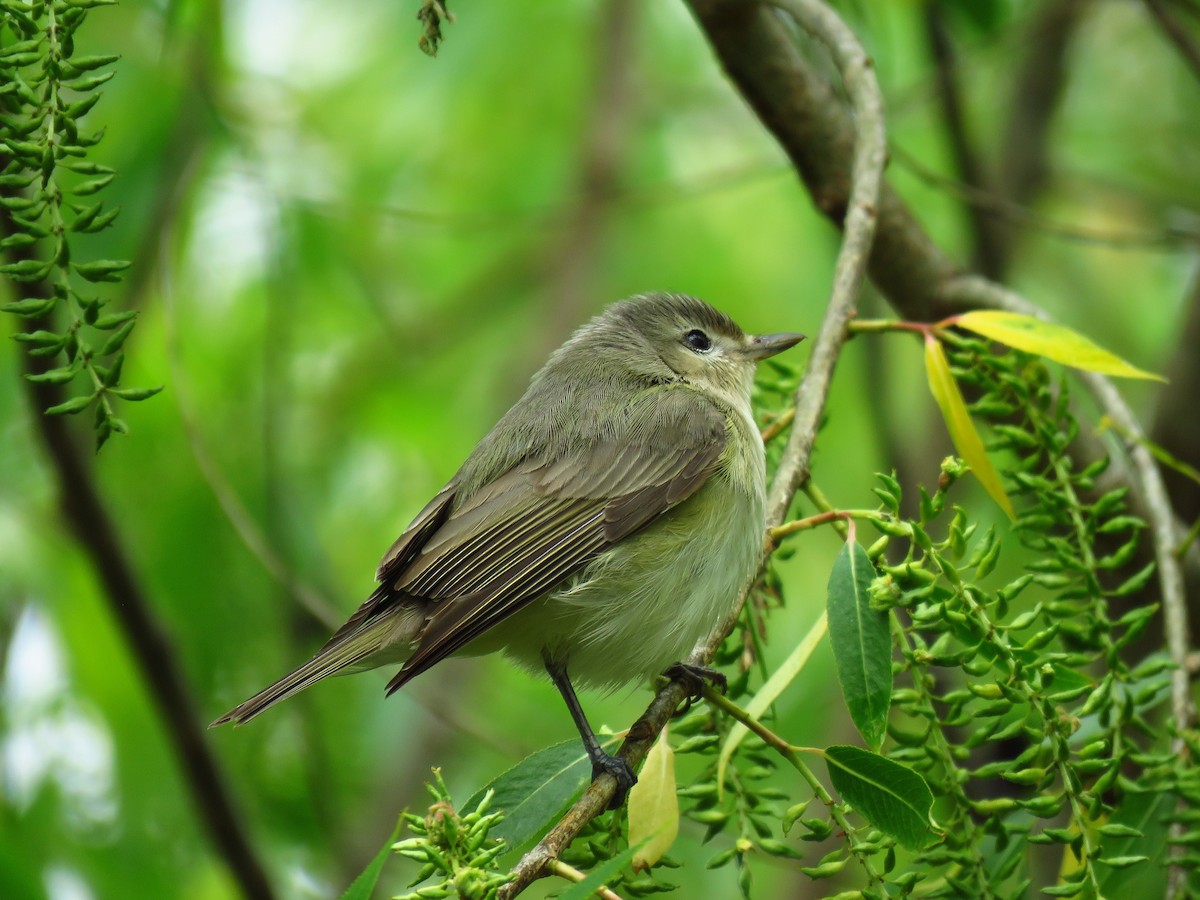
[590,750,637,809]
[664,662,727,717]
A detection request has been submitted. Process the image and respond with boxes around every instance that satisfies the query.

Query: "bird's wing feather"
[385,386,730,691]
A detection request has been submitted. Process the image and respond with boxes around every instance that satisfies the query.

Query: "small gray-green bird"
[212,293,803,803]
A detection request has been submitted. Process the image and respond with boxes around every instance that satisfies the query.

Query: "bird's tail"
[210,604,420,726]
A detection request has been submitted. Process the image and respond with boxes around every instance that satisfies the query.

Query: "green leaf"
[98,319,136,355]
[824,745,936,850]
[72,173,115,196]
[63,53,120,72]
[952,310,1163,381]
[63,70,116,91]
[0,257,52,282]
[827,539,891,750]
[73,258,131,282]
[464,738,616,852]
[108,385,162,401]
[557,838,649,900]
[924,334,1016,519]
[92,310,136,330]
[627,727,677,872]
[24,364,79,384]
[76,206,120,233]
[45,394,93,415]
[2,297,55,317]
[339,818,402,900]
[717,611,827,795]
[1096,791,1171,897]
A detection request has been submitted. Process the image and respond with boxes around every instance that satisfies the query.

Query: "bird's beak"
[739,332,806,361]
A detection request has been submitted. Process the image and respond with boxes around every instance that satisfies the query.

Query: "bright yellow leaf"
[953,310,1164,381]
[628,726,678,872]
[924,335,1016,520]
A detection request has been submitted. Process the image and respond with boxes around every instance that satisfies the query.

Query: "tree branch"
[10,317,277,900]
[1144,0,1200,82]
[498,0,887,893]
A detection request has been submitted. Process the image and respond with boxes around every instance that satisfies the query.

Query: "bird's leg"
[664,662,727,717]
[543,653,636,809]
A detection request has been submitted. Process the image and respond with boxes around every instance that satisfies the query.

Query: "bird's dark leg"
[544,653,636,809]
[664,662,727,716]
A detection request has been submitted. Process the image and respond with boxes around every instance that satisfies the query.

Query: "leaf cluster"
[388,770,511,900]
[870,336,1188,897]
[1,0,158,448]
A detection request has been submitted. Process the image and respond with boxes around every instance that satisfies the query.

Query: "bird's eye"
[683,329,712,353]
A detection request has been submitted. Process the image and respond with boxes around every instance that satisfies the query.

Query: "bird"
[212,292,804,805]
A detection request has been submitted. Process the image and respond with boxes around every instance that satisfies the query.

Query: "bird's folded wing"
[384,387,731,690]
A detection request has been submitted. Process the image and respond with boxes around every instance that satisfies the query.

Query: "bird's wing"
[382,386,730,691]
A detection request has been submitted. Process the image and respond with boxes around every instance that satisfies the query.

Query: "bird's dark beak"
[740,332,806,361]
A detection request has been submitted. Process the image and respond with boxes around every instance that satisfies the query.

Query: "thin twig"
[498,0,886,893]
[891,144,1196,252]
[546,860,627,900]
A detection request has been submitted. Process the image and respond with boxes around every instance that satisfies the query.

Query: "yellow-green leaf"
[924,335,1015,520]
[628,726,678,872]
[717,612,828,799]
[952,310,1164,381]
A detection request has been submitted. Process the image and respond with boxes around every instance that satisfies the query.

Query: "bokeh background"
[1,0,1197,897]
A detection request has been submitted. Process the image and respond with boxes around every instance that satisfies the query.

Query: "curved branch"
[498,0,887,893]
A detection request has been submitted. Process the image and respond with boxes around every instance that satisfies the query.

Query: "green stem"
[701,686,884,888]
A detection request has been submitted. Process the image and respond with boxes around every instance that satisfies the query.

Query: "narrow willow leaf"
[98,319,136,355]
[953,310,1163,381]
[338,818,401,900]
[557,838,649,900]
[924,334,1016,520]
[464,737,617,851]
[717,611,827,797]
[824,745,935,850]
[827,540,890,750]
[45,394,93,415]
[628,726,678,871]
[2,297,55,316]
[109,385,163,401]
[73,258,131,283]
[1096,791,1171,897]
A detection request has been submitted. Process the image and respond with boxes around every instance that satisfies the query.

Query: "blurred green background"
[1,0,1196,897]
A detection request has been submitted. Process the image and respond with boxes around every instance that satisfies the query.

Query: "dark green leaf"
[45,394,93,415]
[98,319,136,355]
[108,385,162,401]
[826,539,891,750]
[73,258,131,282]
[2,297,55,316]
[824,745,935,850]
[338,818,402,900]
[464,738,616,851]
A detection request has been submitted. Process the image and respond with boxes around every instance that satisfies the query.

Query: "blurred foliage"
[1,0,1197,898]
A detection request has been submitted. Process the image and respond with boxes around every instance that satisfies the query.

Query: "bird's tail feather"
[210,612,410,727]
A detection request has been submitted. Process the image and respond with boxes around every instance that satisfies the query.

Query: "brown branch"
[498,0,887,893]
[1,12,273,890]
[532,0,640,363]
[9,312,276,899]
[992,0,1090,273]
[1144,0,1200,82]
[922,1,1006,278]
[685,0,958,322]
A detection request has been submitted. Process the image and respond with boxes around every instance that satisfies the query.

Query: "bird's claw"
[591,752,637,809]
[665,662,727,717]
